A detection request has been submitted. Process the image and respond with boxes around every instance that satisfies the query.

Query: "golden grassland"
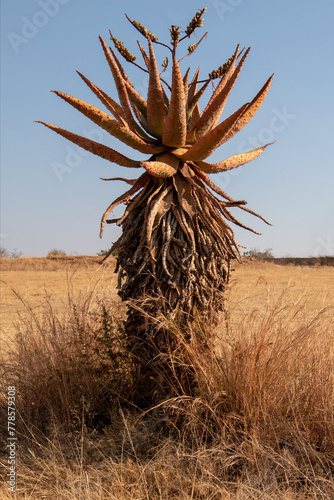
[0,256,118,337]
[1,257,334,499]
[1,257,332,335]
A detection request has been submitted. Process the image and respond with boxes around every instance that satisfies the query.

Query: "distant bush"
[243,247,274,261]
[0,246,9,257]
[10,248,23,258]
[47,248,67,257]
[275,256,334,267]
[0,246,23,258]
[96,248,110,257]
[97,247,119,257]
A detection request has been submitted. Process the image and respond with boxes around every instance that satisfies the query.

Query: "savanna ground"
[1,256,333,499]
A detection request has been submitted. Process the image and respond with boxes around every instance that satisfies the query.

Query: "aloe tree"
[38,9,273,399]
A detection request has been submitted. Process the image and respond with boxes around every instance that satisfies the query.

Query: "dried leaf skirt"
[111,165,240,336]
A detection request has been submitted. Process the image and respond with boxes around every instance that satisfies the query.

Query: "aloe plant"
[38,9,273,392]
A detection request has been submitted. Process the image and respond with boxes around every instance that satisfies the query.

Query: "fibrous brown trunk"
[109,163,239,405]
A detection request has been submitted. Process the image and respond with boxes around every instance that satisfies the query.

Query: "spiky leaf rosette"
[38,11,273,400]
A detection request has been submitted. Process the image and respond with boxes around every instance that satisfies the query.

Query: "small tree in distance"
[0,247,9,258]
[47,249,67,257]
[243,247,274,261]
[0,247,23,258]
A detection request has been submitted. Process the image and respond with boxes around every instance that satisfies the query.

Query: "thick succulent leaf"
[123,79,148,118]
[186,80,210,129]
[141,161,177,178]
[191,48,250,140]
[99,36,135,130]
[183,68,190,112]
[36,122,141,168]
[137,41,150,68]
[162,57,187,148]
[109,44,149,118]
[181,103,248,161]
[140,152,179,178]
[147,39,166,137]
[188,67,200,102]
[161,84,170,108]
[186,68,202,134]
[187,103,201,136]
[131,104,158,140]
[100,172,150,237]
[195,142,274,173]
[230,74,274,137]
[76,71,125,124]
[183,68,190,86]
[52,91,162,154]
[171,146,191,157]
[130,105,162,143]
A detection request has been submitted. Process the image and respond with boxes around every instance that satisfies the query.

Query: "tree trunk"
[110,163,238,405]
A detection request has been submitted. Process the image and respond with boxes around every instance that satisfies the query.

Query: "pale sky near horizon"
[1,0,334,257]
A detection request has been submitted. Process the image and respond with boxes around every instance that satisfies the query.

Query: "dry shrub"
[1,289,134,436]
[131,286,334,494]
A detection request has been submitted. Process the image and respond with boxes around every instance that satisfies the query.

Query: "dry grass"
[0,259,333,498]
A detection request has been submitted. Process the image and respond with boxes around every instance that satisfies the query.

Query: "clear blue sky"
[1,0,334,257]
